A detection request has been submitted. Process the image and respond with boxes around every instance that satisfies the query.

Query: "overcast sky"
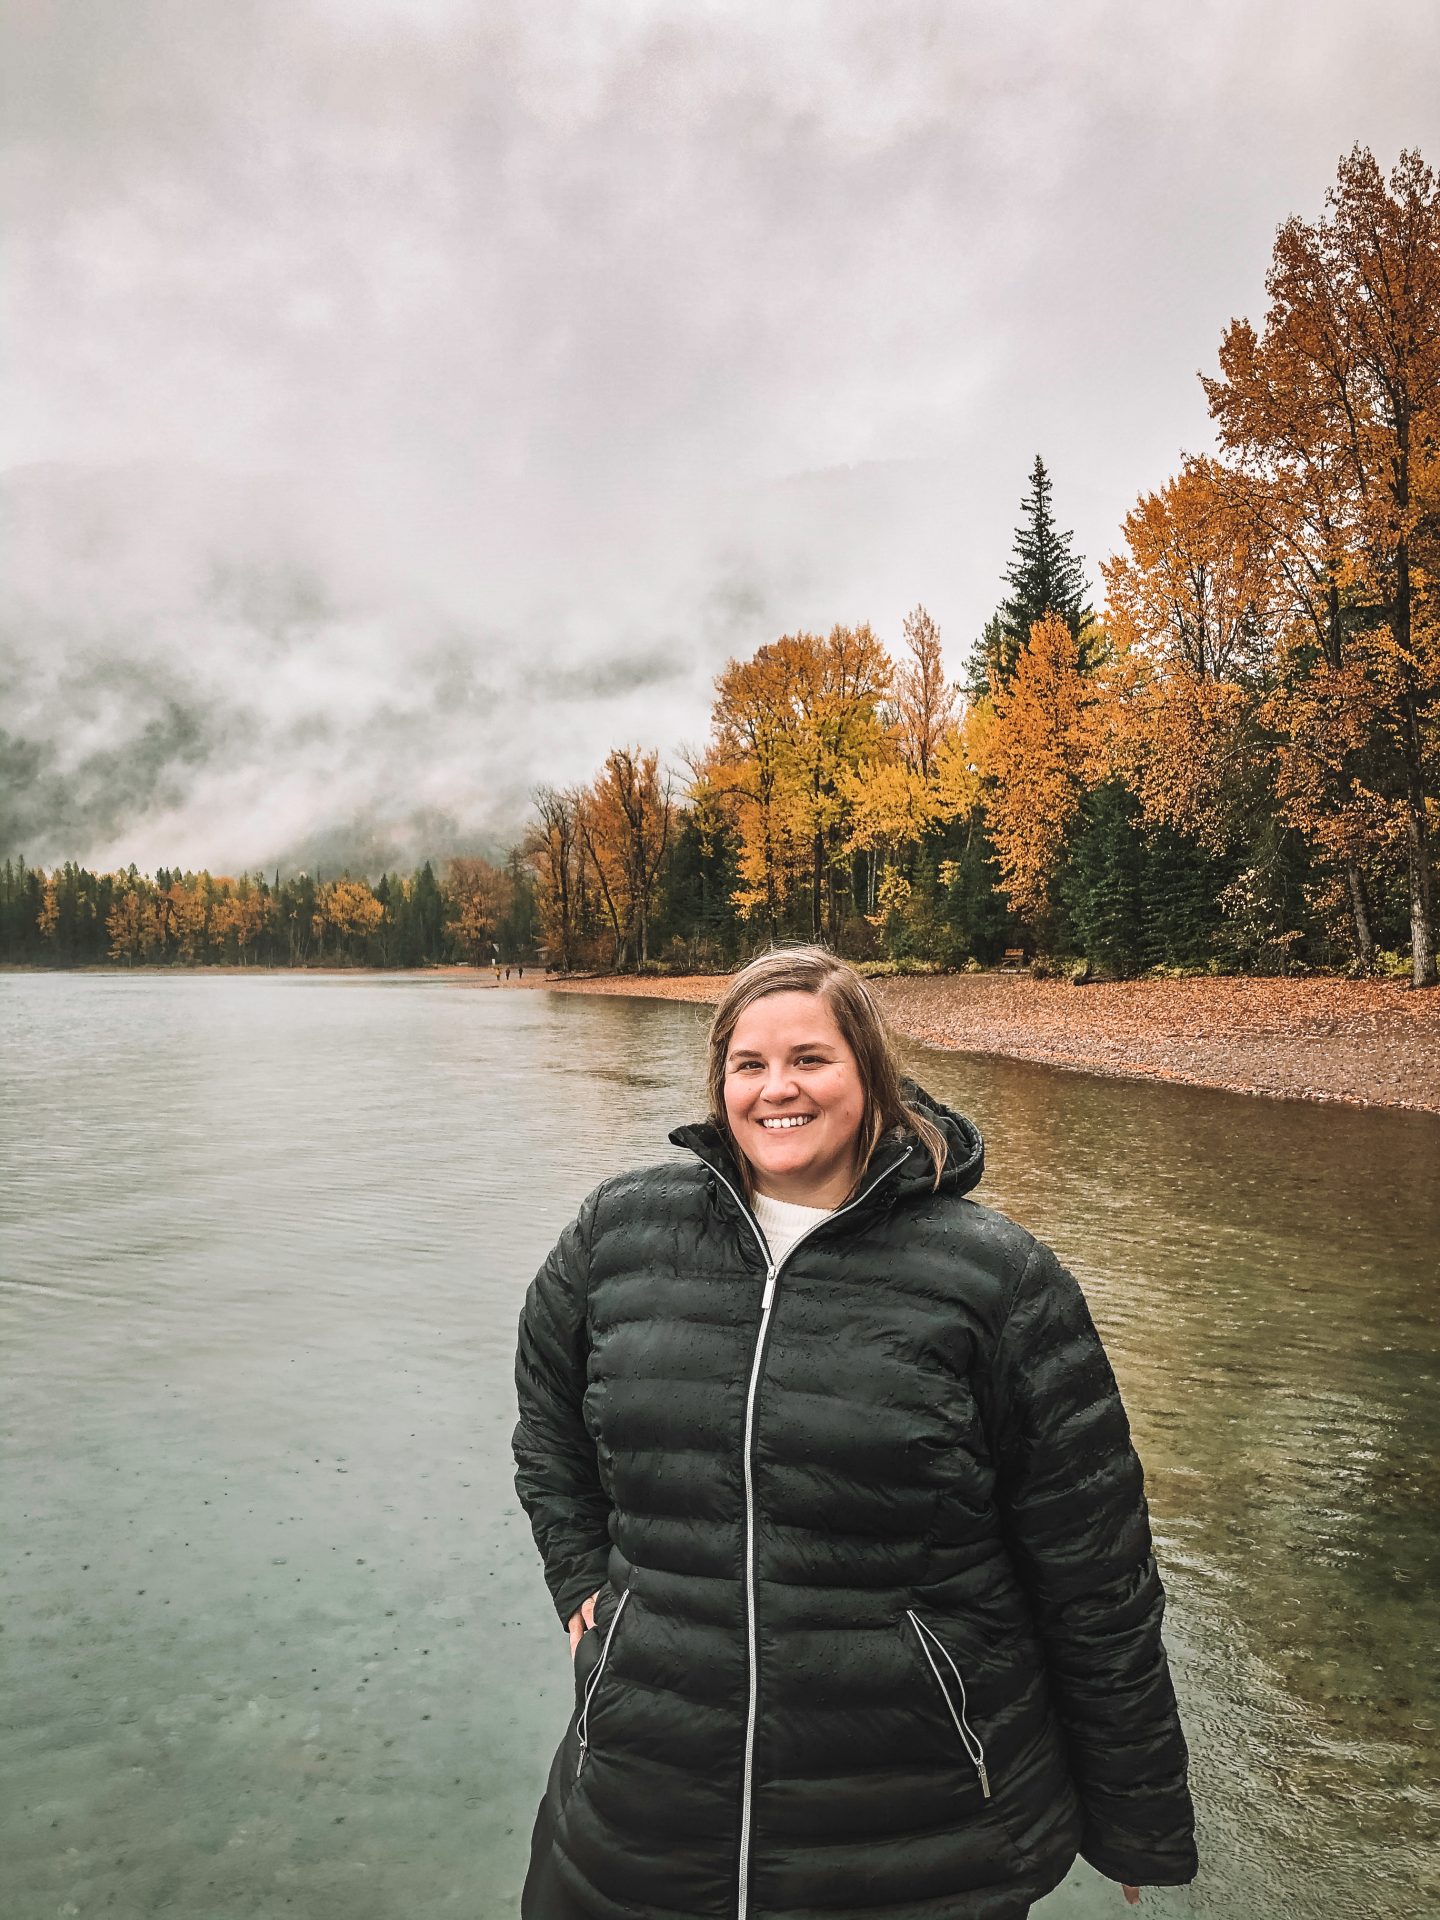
[3,0,1438,874]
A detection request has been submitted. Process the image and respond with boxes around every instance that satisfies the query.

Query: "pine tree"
[972,456,1093,691]
[1058,780,1146,974]
[1140,828,1229,970]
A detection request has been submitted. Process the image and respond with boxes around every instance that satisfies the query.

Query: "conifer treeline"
[0,857,539,971]
[5,148,1437,984]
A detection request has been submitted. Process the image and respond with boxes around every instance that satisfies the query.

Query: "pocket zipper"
[904,1608,992,1800]
[576,1588,630,1776]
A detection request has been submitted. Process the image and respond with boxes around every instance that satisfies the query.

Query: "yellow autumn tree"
[169,879,210,963]
[213,876,274,962]
[106,889,146,963]
[840,605,966,921]
[706,627,889,937]
[980,614,1093,926]
[443,860,509,964]
[706,638,811,931]
[307,877,381,961]
[840,757,933,919]
[787,624,891,940]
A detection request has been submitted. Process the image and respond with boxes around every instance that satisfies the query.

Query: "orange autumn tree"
[1204,145,1440,985]
[574,747,673,968]
[892,605,958,780]
[980,614,1094,927]
[1099,458,1275,858]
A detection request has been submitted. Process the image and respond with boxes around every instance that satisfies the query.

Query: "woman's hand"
[567,1589,600,1659]
[1122,1888,1142,1906]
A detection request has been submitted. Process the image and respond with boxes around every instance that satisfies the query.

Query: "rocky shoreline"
[539,970,1440,1116]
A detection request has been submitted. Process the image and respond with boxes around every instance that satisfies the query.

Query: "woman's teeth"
[758,1115,813,1129]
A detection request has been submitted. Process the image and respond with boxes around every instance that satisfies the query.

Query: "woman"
[513,946,1197,1919]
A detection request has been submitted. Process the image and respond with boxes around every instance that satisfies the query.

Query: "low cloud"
[3,1,1437,871]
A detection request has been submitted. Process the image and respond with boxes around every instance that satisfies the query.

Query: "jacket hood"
[668,1076,984,1207]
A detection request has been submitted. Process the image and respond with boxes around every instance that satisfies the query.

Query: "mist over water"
[7,4,1439,875]
[1,975,1436,1917]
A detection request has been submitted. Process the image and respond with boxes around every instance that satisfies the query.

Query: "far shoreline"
[5,963,1437,1116]
[541,969,1440,1118]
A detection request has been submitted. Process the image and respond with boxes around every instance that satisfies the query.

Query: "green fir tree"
[971,456,1093,693]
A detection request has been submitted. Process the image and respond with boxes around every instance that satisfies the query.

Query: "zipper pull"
[976,1761,991,1801]
[760,1265,777,1312]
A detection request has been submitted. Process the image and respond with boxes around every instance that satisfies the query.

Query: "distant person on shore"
[513,944,1197,1919]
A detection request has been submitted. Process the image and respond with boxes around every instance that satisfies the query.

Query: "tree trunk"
[1407,798,1437,987]
[1345,864,1375,972]
[1395,530,1437,989]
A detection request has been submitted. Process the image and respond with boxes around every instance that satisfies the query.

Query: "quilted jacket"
[512,1085,1197,1919]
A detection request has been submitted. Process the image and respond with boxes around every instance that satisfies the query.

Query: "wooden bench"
[1000,948,1027,970]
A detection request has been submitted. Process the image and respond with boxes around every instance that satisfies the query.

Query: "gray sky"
[4,0,1438,874]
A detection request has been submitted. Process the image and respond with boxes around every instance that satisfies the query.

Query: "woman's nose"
[761,1065,799,1100]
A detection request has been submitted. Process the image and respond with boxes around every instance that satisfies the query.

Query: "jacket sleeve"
[512,1185,614,1630]
[986,1238,1198,1888]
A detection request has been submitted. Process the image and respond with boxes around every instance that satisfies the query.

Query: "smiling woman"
[512,945,1197,1919]
[720,995,868,1208]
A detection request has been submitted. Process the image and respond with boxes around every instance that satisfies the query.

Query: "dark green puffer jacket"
[513,1086,1197,1919]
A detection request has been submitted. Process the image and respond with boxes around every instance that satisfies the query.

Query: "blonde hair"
[705,945,948,1204]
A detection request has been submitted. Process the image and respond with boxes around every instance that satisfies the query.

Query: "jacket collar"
[668,1077,984,1217]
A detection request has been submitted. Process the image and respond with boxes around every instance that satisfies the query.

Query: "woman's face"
[722,990,867,1209]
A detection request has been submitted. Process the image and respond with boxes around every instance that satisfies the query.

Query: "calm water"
[1,974,1436,1920]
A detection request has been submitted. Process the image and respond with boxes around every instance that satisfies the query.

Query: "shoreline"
[6,963,1437,1114]
[540,971,1440,1117]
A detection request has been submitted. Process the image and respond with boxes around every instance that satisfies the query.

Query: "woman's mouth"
[756,1114,815,1130]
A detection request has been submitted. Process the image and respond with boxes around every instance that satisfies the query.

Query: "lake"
[2,973,1436,1919]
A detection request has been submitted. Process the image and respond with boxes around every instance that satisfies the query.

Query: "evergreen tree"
[1058,781,1146,974]
[411,861,444,964]
[650,811,744,969]
[971,456,1093,692]
[931,815,1014,964]
[1140,829,1229,970]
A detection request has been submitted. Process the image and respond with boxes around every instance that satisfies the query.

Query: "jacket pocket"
[902,1608,993,1802]
[575,1586,630,1777]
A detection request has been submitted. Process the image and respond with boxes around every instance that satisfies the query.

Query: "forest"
[4,148,1437,987]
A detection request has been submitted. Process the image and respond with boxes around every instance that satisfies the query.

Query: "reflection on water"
[902,1044,1440,1918]
[1,976,1435,1919]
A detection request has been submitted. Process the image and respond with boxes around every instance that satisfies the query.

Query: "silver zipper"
[904,1608,991,1799]
[575,1587,630,1776]
[705,1145,912,1920]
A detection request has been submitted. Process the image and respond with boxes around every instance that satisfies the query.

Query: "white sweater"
[752,1190,835,1267]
